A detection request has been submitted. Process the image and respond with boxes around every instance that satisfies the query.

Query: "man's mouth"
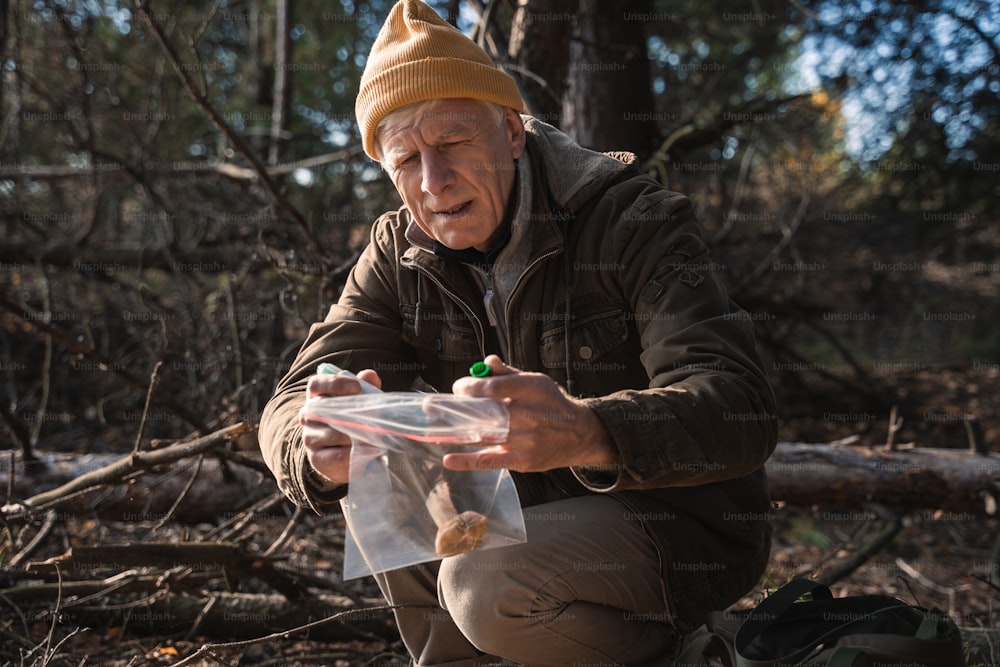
[435,201,471,216]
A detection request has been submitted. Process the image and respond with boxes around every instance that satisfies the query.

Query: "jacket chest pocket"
[538,301,634,395]
[401,303,481,362]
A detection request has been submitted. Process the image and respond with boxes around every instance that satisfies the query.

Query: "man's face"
[379,99,526,252]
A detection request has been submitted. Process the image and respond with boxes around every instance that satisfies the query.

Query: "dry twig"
[8,509,58,569]
[3,423,249,518]
[132,360,163,455]
[818,514,904,586]
[884,405,904,452]
[148,453,205,534]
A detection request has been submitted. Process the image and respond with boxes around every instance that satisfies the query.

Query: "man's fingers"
[307,368,383,397]
[482,354,517,376]
[442,447,514,472]
[305,443,352,485]
[302,421,352,484]
[299,367,381,487]
[356,368,383,389]
[307,374,364,398]
[452,372,547,400]
[451,356,523,396]
[307,442,351,465]
[301,422,350,449]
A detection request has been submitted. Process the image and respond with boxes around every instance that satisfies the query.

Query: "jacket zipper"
[483,271,498,327]
[505,244,582,502]
[405,261,488,358]
[502,245,561,366]
[410,246,562,363]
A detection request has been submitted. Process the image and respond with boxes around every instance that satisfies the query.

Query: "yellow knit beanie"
[355,0,524,160]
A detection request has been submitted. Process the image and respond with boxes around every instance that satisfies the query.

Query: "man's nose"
[420,152,454,196]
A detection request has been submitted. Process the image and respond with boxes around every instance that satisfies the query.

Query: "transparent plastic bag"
[304,368,527,580]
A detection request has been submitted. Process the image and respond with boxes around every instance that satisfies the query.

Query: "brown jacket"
[259,116,777,627]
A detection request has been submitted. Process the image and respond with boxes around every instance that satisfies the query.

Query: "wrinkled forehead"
[376,98,495,151]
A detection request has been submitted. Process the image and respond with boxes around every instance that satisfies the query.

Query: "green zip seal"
[469,361,491,377]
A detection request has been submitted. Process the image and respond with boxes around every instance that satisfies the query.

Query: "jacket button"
[578,345,593,360]
[633,456,649,472]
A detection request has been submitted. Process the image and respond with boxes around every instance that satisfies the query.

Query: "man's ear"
[504,108,527,160]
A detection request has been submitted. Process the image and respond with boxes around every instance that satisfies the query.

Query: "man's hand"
[299,369,383,485]
[447,355,618,473]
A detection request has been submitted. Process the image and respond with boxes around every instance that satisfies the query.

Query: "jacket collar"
[520,115,635,212]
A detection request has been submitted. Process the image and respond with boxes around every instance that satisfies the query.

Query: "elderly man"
[259,1,776,664]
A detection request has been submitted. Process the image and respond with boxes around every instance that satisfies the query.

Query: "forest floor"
[4,365,999,666]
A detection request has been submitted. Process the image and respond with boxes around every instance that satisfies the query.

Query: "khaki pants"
[373,494,681,666]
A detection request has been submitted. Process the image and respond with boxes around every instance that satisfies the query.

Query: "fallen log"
[4,440,998,519]
[765,441,1000,514]
[25,542,310,600]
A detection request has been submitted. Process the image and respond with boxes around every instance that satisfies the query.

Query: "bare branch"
[884,405,904,452]
[148,453,205,533]
[7,510,58,568]
[818,514,904,586]
[131,361,163,455]
[169,603,403,666]
[6,423,249,514]
[713,142,758,244]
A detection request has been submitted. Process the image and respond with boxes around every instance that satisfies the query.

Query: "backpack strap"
[675,580,832,666]
[734,579,834,659]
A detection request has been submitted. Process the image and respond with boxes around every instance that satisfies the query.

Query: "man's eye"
[395,156,418,170]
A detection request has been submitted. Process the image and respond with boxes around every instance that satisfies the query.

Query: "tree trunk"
[561,0,657,155]
[0,0,19,153]
[268,0,293,165]
[508,0,574,124]
[443,0,460,26]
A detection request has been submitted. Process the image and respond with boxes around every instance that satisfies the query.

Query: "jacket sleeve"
[258,215,419,513]
[572,184,777,492]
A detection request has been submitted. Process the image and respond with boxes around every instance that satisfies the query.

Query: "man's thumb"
[482,354,518,376]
